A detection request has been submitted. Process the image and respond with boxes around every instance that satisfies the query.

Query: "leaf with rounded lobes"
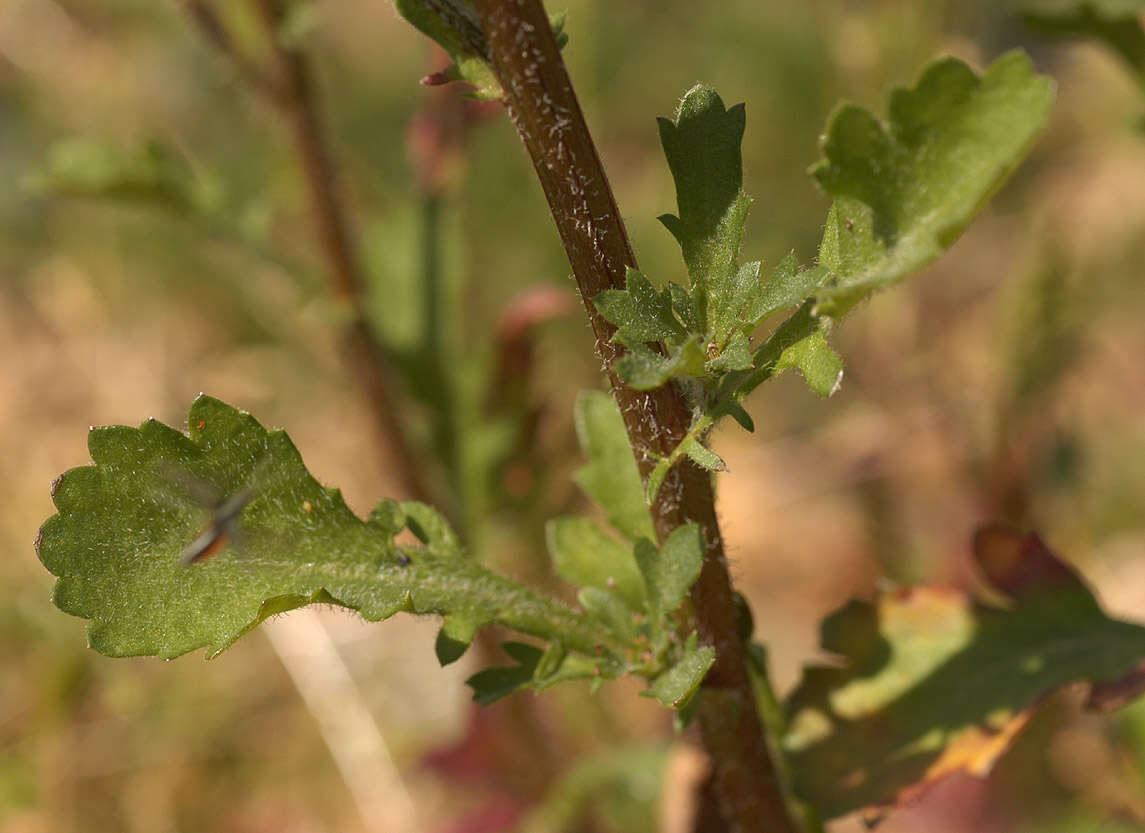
[810,51,1055,317]
[644,632,715,708]
[658,85,759,341]
[547,516,646,610]
[37,395,621,662]
[572,391,655,543]
[784,525,1145,821]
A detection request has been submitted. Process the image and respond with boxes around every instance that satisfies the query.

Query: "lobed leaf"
[37,395,621,661]
[658,84,758,341]
[783,525,1145,820]
[810,51,1055,317]
[593,268,686,345]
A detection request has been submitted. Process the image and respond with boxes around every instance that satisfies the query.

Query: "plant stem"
[186,0,431,505]
[468,2,797,830]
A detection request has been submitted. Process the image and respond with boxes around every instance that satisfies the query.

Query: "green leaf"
[391,0,501,98]
[705,329,754,373]
[578,587,638,642]
[594,268,687,344]
[546,516,646,610]
[667,281,701,332]
[466,641,604,704]
[644,632,715,708]
[573,392,654,542]
[715,302,842,407]
[773,321,844,398]
[678,436,727,472]
[748,255,832,327]
[784,525,1145,820]
[1023,1,1145,88]
[436,614,480,665]
[635,524,704,622]
[810,51,1054,317]
[400,500,463,555]
[27,139,202,213]
[614,338,706,390]
[37,395,622,660]
[466,642,543,705]
[658,85,759,340]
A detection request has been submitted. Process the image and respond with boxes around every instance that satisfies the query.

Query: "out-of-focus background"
[4,1,1145,831]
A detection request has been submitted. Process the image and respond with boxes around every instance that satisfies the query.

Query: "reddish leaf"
[784,525,1145,821]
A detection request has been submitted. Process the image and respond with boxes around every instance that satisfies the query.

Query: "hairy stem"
[185,0,431,504]
[467,1,797,830]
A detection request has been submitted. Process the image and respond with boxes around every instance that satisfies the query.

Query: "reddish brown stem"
[468,1,797,830]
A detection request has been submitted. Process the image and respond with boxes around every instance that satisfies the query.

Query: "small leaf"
[391,0,501,98]
[774,325,844,398]
[784,525,1145,820]
[400,501,463,555]
[635,525,704,621]
[658,85,755,339]
[747,254,831,327]
[720,302,843,404]
[645,457,672,506]
[579,587,638,642]
[466,641,603,704]
[593,268,686,344]
[810,51,1055,317]
[668,281,701,332]
[547,516,646,610]
[644,632,715,708]
[726,403,755,432]
[705,330,754,373]
[436,614,480,665]
[573,392,655,542]
[614,338,706,390]
[679,436,727,472]
[466,642,542,705]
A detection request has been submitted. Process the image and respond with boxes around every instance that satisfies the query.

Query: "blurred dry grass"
[4,1,1145,832]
